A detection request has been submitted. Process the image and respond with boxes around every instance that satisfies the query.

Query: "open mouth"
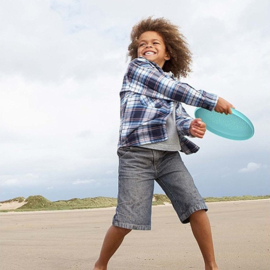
[144,51,156,56]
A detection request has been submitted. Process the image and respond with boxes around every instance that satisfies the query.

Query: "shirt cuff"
[176,118,193,137]
[200,91,218,111]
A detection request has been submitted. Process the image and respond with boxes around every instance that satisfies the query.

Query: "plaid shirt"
[118,57,218,154]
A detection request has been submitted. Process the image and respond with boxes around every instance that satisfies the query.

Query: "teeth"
[145,52,154,55]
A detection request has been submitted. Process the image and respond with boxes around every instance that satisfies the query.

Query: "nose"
[146,44,153,48]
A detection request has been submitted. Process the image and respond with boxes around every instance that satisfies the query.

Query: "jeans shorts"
[112,146,208,230]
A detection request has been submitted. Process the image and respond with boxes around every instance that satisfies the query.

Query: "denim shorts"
[112,147,207,230]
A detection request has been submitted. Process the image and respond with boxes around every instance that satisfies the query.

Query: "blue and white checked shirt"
[118,57,218,154]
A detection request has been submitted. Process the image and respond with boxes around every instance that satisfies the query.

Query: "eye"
[139,43,146,47]
[153,41,160,45]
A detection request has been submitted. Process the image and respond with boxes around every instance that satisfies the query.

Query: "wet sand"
[0,200,269,270]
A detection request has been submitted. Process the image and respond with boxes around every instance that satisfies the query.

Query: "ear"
[165,52,170,61]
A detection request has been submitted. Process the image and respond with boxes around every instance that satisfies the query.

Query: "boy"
[93,17,234,270]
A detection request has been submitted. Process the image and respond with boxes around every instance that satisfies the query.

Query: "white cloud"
[0,178,19,186]
[0,173,39,187]
[239,162,261,173]
[72,179,95,185]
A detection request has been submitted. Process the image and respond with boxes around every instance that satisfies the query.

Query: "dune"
[0,201,27,210]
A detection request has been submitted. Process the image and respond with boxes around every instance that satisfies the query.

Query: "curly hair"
[128,17,192,78]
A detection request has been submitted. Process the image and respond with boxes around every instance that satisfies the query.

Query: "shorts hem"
[180,203,208,224]
[113,221,151,231]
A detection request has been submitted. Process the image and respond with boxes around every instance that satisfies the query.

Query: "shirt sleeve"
[175,104,193,137]
[127,58,218,111]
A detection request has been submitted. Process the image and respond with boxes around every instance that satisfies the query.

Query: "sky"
[0,0,269,201]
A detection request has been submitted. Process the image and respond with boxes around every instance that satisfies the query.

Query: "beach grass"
[0,197,26,203]
[0,194,269,212]
[204,195,270,202]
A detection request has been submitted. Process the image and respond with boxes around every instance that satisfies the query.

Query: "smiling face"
[137,31,170,68]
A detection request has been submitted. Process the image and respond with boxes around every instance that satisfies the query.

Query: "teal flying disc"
[194,108,254,140]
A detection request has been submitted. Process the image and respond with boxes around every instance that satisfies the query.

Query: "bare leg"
[189,210,218,270]
[93,225,131,270]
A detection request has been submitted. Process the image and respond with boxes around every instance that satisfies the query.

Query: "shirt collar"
[137,57,175,78]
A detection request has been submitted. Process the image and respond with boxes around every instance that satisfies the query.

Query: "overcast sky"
[0,0,269,201]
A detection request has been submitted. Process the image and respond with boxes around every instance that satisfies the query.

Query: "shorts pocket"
[117,147,132,158]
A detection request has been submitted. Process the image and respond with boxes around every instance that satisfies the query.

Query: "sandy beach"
[0,199,269,270]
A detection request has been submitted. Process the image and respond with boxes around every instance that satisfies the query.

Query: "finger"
[228,106,234,114]
[198,121,206,128]
[195,122,206,129]
[193,131,205,138]
[191,127,206,137]
[193,118,205,127]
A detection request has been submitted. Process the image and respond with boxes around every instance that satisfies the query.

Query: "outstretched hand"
[190,118,206,138]
[215,97,235,115]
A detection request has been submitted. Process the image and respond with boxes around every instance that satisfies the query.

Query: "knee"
[189,210,208,223]
[113,225,132,237]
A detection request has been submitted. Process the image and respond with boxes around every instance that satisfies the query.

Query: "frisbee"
[194,108,254,140]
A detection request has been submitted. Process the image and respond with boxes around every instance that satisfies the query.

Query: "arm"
[127,58,218,111]
[127,58,234,114]
[175,105,195,137]
[175,104,206,139]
